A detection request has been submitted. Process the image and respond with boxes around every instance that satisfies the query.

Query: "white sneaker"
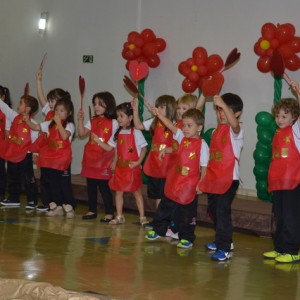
[166,228,179,240]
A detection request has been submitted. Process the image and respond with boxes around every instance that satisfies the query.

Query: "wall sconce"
[38,12,48,35]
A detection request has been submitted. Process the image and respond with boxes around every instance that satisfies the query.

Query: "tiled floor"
[0,203,299,299]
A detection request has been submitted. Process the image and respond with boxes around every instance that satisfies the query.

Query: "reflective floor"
[0,203,299,300]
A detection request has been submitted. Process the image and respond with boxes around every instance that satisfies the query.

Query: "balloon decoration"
[178,47,240,96]
[121,28,166,70]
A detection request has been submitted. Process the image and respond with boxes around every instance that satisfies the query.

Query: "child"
[264,82,300,263]
[145,108,209,249]
[78,92,118,222]
[35,68,68,212]
[95,102,148,225]
[132,95,176,209]
[0,93,39,209]
[25,95,76,218]
[0,85,12,202]
[198,93,244,261]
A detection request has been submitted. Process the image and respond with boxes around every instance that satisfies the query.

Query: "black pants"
[0,157,7,198]
[43,167,76,209]
[86,178,114,215]
[147,176,166,199]
[39,167,52,207]
[153,195,198,243]
[7,153,37,204]
[207,180,239,252]
[272,185,300,255]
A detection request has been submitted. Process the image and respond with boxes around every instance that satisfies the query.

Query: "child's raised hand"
[151,106,159,116]
[53,113,62,125]
[131,98,138,111]
[158,148,166,161]
[213,95,225,108]
[290,80,300,95]
[36,68,43,81]
[129,160,139,169]
[78,109,84,120]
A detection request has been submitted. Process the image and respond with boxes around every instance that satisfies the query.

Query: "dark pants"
[153,195,198,243]
[0,157,7,198]
[7,153,38,204]
[43,167,76,209]
[39,167,52,207]
[272,184,300,255]
[86,178,114,215]
[207,180,239,252]
[147,176,166,199]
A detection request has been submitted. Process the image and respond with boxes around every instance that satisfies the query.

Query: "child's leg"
[86,178,99,214]
[6,161,22,203]
[214,181,239,252]
[40,167,52,207]
[115,191,124,217]
[60,166,76,209]
[23,153,38,205]
[0,158,7,199]
[97,179,114,216]
[133,188,145,217]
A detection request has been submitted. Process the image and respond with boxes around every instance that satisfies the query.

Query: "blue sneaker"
[205,242,234,251]
[145,231,161,241]
[177,239,193,249]
[211,249,232,261]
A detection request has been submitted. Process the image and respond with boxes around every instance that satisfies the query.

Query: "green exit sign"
[83,55,93,63]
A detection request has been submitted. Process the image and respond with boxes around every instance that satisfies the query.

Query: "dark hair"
[272,98,300,120]
[47,88,67,102]
[150,95,176,135]
[113,102,133,142]
[0,85,12,108]
[182,108,205,126]
[221,93,243,113]
[92,92,116,119]
[22,95,39,115]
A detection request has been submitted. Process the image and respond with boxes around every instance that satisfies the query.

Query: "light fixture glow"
[38,12,48,34]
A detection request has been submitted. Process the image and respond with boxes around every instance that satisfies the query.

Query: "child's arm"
[23,115,41,131]
[36,68,47,108]
[196,166,207,194]
[0,99,18,122]
[214,95,240,134]
[129,146,147,168]
[158,146,173,161]
[131,98,145,130]
[77,110,89,137]
[53,115,71,140]
[152,106,178,135]
[290,79,300,101]
[91,132,113,151]
[111,149,117,173]
[196,93,206,112]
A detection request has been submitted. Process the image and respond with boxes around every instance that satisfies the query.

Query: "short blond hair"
[177,93,197,108]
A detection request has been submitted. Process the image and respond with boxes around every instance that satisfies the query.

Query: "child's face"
[48,98,57,111]
[17,98,26,114]
[216,106,235,124]
[55,104,69,121]
[94,98,106,116]
[275,109,295,128]
[182,117,202,138]
[117,110,132,128]
[156,105,167,117]
[177,103,190,119]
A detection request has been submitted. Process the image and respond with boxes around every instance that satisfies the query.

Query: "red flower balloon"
[254,22,300,73]
[122,29,166,69]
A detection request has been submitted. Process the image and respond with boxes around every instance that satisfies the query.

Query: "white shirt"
[41,102,51,116]
[108,128,147,156]
[229,127,244,180]
[174,129,209,168]
[142,118,154,130]
[292,120,300,151]
[40,120,75,142]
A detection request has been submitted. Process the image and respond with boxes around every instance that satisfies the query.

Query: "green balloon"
[256,141,271,152]
[255,111,274,126]
[257,128,274,144]
[256,180,268,193]
[253,164,268,180]
[253,148,271,164]
[257,191,272,202]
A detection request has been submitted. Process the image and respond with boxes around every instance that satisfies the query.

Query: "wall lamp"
[38,12,48,35]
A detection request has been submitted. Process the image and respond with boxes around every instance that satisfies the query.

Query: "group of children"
[0,68,299,263]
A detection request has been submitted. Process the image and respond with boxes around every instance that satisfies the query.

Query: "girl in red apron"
[95,102,148,225]
[78,92,117,222]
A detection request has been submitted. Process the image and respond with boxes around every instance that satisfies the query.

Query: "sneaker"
[205,242,234,251]
[275,253,300,263]
[145,230,161,241]
[166,228,179,240]
[211,249,232,261]
[46,205,64,217]
[36,205,50,212]
[177,239,193,249]
[25,202,37,210]
[140,216,149,226]
[144,222,153,230]
[0,199,20,206]
[63,204,75,219]
[263,250,282,259]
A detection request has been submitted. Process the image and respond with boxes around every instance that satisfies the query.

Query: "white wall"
[0,0,300,195]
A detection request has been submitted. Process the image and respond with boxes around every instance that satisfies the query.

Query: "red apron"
[198,124,235,194]
[268,126,300,191]
[0,110,6,145]
[109,128,142,192]
[143,120,173,178]
[165,137,202,204]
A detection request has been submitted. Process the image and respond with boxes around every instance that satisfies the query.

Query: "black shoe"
[36,205,50,212]
[100,216,114,223]
[26,202,37,210]
[0,199,20,206]
[82,213,97,220]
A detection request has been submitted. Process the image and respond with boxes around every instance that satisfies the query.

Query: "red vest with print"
[109,128,142,192]
[268,126,300,192]
[45,110,54,121]
[198,124,235,194]
[143,120,174,178]
[1,114,32,163]
[81,117,114,169]
[0,110,5,142]
[38,123,72,171]
[165,137,202,205]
